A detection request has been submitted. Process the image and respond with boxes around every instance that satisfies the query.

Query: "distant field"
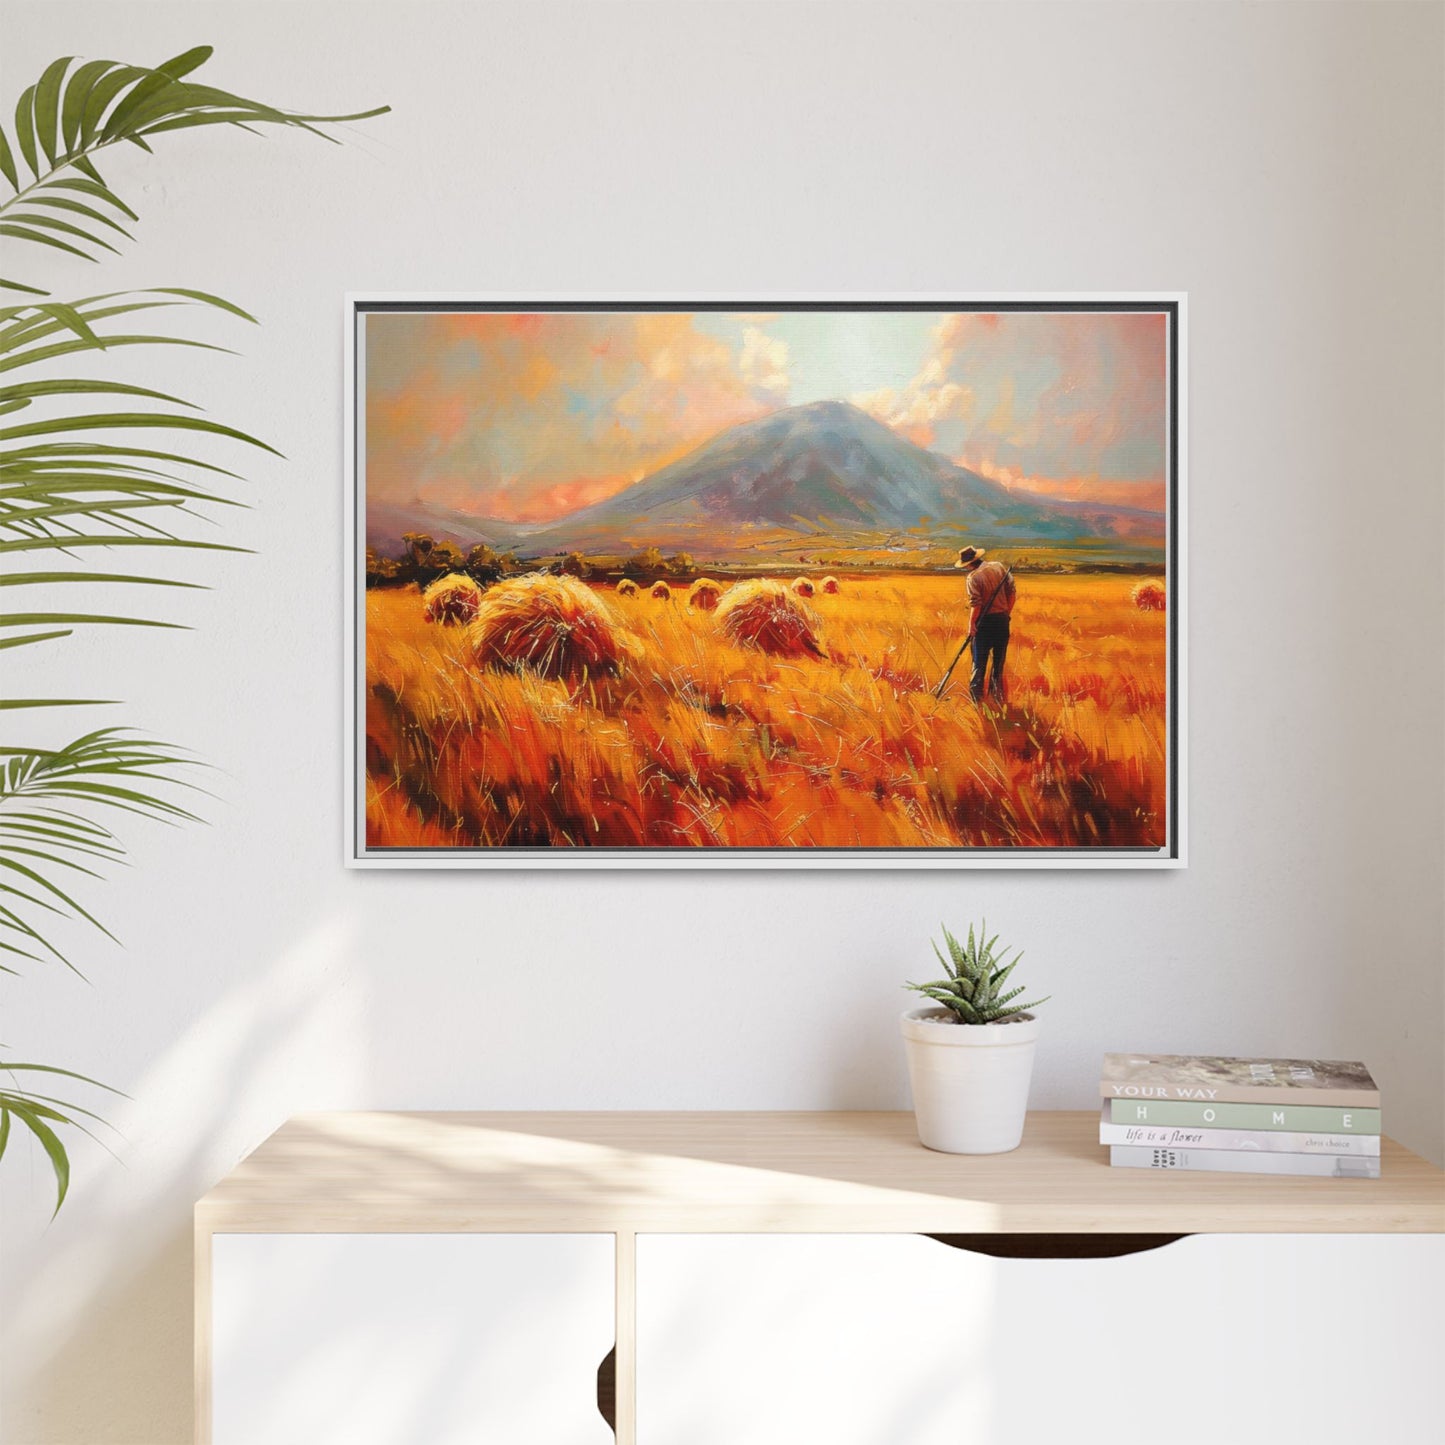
[364,573,1169,851]
[509,537,1167,577]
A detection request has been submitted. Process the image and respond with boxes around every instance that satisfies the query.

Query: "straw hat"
[954,546,986,570]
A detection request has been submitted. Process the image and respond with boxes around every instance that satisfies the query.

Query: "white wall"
[2,2,1442,1441]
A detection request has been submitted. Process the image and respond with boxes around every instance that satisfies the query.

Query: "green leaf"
[0,1061,123,1091]
[2,498,221,533]
[0,124,19,191]
[0,278,48,298]
[0,333,234,375]
[2,299,104,349]
[2,478,235,515]
[930,938,954,980]
[0,410,282,454]
[147,287,258,323]
[78,65,148,148]
[0,698,116,710]
[60,60,117,154]
[1,286,254,347]
[990,955,1020,992]
[5,210,119,254]
[101,71,182,142]
[156,46,215,80]
[28,194,135,239]
[6,1101,70,1213]
[123,80,308,135]
[0,570,206,590]
[139,110,291,137]
[0,629,72,652]
[47,177,138,221]
[0,410,280,453]
[0,1090,113,1129]
[909,984,964,1014]
[0,377,194,408]
[0,612,183,631]
[33,57,74,169]
[941,924,964,972]
[0,536,242,557]
[0,224,93,262]
[2,841,106,882]
[13,86,39,179]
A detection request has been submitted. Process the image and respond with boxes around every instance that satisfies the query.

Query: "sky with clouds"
[365,309,1169,524]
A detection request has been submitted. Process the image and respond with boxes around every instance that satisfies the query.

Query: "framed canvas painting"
[345,297,1185,868]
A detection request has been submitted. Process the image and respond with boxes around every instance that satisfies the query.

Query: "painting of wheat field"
[351,302,1180,864]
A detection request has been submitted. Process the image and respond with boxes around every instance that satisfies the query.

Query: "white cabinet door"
[212,1233,614,1445]
[636,1233,1445,1445]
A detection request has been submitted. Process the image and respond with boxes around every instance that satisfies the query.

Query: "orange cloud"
[365,312,780,525]
[851,363,973,448]
[974,460,1166,513]
[857,311,1168,495]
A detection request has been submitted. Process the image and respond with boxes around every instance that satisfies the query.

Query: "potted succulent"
[901,923,1049,1154]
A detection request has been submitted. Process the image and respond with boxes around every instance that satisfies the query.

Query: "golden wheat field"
[364,574,1168,851]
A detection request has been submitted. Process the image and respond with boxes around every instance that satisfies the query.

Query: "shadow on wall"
[4,917,364,1445]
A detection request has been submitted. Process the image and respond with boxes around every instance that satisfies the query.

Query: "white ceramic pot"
[900,1007,1040,1154]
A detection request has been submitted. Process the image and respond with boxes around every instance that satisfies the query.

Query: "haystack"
[1132,579,1167,612]
[687,578,723,611]
[422,572,483,625]
[716,579,824,658]
[615,577,639,597]
[820,575,841,594]
[791,576,815,598]
[468,573,628,681]
[650,579,673,601]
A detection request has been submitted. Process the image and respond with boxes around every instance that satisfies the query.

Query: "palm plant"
[0,46,385,1210]
[906,921,1049,1024]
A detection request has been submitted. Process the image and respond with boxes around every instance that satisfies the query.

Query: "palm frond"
[0,729,202,971]
[0,45,385,1214]
[1,48,388,294]
[0,1059,126,1213]
[0,289,262,638]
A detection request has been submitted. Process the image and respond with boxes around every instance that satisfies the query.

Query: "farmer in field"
[955,545,1016,703]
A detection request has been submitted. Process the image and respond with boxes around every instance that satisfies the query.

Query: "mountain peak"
[517,397,1093,554]
[790,397,867,418]
[766,398,885,432]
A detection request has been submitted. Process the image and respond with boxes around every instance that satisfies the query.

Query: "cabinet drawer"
[212,1232,614,1445]
[636,1233,1444,1445]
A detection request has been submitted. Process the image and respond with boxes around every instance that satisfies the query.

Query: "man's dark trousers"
[970,614,1010,702]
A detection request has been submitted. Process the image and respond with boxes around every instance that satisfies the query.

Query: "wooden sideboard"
[195,1111,1445,1444]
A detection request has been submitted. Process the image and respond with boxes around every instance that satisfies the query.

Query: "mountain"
[366,401,1164,560]
[365,499,521,558]
[516,400,1112,555]
[1035,497,1166,542]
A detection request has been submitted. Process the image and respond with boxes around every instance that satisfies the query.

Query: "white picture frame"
[344,295,1186,869]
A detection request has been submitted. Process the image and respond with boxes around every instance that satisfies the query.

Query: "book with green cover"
[1097,1104,1381,1155]
[1108,1098,1381,1133]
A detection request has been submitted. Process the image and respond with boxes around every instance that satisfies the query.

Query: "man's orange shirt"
[966,560,1016,618]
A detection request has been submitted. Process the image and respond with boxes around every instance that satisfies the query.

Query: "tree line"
[366,535,698,589]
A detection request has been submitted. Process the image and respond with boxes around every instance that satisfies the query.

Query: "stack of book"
[1099,1053,1381,1178]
